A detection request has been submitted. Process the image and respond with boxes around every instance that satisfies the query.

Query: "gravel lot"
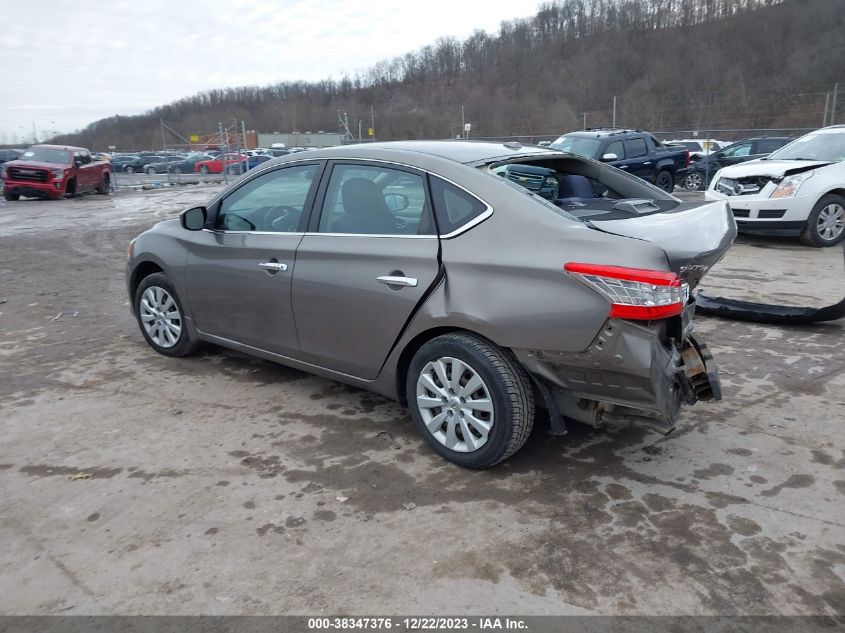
[0,186,842,616]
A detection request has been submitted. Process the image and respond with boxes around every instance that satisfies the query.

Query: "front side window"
[317,164,432,235]
[722,142,752,158]
[605,140,625,159]
[624,137,648,158]
[216,164,318,233]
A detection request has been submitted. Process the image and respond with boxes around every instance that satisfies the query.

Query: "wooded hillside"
[53,0,844,150]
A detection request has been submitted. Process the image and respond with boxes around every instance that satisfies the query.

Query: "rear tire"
[200,165,209,174]
[800,194,845,247]
[134,272,201,357]
[4,192,19,201]
[684,171,704,191]
[654,170,674,193]
[125,166,135,174]
[406,333,535,469]
[146,167,157,175]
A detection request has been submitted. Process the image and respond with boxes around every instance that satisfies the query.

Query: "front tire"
[125,166,135,174]
[800,194,845,247]
[406,333,535,469]
[654,170,674,193]
[134,272,200,357]
[200,165,209,174]
[146,167,157,175]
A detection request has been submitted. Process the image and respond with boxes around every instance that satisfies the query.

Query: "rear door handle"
[377,275,417,287]
[642,161,652,165]
[259,261,287,271]
[619,165,629,169]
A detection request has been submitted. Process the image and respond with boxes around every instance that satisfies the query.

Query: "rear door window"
[624,137,648,158]
[754,139,785,154]
[316,163,433,235]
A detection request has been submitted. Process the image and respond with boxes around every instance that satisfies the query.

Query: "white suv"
[705,126,845,247]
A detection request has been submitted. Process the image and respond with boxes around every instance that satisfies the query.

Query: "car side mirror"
[181,206,207,231]
[384,193,409,212]
[601,153,618,162]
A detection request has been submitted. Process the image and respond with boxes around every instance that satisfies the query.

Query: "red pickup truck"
[3,144,111,200]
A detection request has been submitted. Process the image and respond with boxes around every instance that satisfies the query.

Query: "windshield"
[549,135,602,159]
[20,147,71,164]
[767,132,845,162]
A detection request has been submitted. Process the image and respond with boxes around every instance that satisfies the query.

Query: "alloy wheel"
[685,172,703,191]
[416,356,494,453]
[817,203,844,241]
[139,286,182,348]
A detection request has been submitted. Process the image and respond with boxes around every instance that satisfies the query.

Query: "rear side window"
[429,176,488,234]
[755,139,785,154]
[624,137,648,158]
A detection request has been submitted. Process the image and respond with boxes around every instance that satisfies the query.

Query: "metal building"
[256,132,345,149]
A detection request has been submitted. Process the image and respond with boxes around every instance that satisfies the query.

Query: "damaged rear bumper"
[515,313,721,436]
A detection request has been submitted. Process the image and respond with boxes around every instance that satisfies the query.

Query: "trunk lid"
[586,200,737,288]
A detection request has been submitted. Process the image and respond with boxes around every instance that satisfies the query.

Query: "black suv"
[683,137,793,190]
[550,129,689,193]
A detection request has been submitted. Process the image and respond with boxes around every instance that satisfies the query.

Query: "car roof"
[280,140,554,166]
[561,129,644,138]
[29,144,78,151]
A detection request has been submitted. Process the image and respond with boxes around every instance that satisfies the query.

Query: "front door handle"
[377,275,418,288]
[259,261,287,271]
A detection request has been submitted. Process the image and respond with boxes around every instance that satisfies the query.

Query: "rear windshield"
[549,136,601,159]
[20,148,71,164]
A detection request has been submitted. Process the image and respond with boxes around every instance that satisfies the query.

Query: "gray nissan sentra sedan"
[126,141,736,468]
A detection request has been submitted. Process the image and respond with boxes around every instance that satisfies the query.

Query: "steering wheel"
[262,205,300,231]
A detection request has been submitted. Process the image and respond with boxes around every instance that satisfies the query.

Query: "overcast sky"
[0,0,545,143]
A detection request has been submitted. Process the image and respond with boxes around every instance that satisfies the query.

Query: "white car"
[705,126,845,247]
[669,139,725,161]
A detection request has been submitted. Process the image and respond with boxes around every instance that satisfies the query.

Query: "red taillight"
[684,149,690,168]
[564,262,688,320]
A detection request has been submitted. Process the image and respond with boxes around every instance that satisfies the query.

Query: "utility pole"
[583,112,587,129]
[831,83,839,126]
[31,121,38,144]
[612,96,617,128]
[160,119,166,151]
[823,92,831,127]
[218,122,227,183]
[369,105,375,141]
[241,120,248,153]
[461,105,465,139]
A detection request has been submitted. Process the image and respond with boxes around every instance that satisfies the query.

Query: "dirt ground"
[0,186,843,617]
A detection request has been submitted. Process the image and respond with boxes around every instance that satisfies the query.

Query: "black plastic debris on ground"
[696,245,844,325]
